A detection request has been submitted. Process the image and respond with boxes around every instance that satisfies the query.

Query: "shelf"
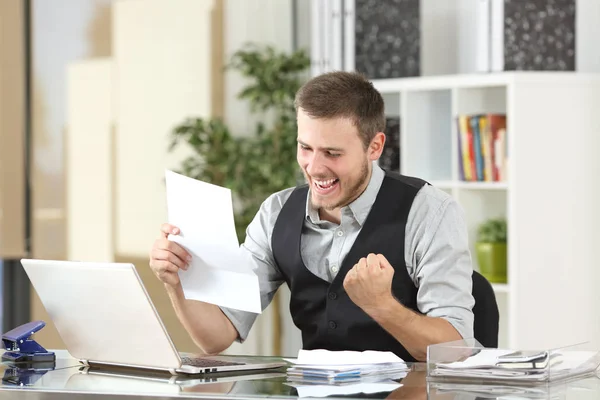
[372,72,600,93]
[456,182,508,190]
[378,72,600,350]
[374,73,510,92]
[429,181,508,190]
[492,283,510,294]
[429,180,455,190]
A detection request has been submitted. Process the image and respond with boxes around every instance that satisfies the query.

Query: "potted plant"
[475,217,507,283]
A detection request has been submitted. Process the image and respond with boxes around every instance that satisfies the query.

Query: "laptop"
[20,258,286,375]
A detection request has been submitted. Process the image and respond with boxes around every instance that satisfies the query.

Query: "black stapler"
[1,320,55,363]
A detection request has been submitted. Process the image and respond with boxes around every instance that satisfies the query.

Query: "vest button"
[328,292,337,300]
[329,320,337,329]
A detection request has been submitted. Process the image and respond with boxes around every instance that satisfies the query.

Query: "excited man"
[149,71,475,362]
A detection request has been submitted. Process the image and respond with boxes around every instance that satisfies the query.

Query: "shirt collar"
[305,162,385,226]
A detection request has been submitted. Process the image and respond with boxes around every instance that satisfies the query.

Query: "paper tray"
[426,339,600,385]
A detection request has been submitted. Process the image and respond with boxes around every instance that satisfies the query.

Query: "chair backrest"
[472,270,500,348]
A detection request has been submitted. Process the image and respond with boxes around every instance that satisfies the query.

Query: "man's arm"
[343,187,474,361]
[149,223,239,354]
[406,186,475,342]
[368,289,462,361]
[165,283,239,355]
[217,190,291,343]
[343,254,463,361]
[149,189,290,354]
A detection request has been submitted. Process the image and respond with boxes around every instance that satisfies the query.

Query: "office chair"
[472,270,500,348]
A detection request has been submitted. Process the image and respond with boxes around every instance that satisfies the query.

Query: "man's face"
[296,108,381,211]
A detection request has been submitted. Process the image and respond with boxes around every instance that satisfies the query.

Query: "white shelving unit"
[372,72,600,350]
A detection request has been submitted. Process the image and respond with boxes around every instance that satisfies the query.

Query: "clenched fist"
[343,253,395,314]
[149,223,192,287]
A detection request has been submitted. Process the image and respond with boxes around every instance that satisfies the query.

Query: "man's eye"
[328,152,341,158]
[299,144,310,150]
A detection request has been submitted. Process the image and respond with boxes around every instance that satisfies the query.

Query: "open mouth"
[313,178,339,195]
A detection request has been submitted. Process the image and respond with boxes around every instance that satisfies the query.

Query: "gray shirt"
[221,164,475,342]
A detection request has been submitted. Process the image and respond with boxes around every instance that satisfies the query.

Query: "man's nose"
[306,153,327,176]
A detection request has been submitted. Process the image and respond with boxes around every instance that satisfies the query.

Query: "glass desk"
[1,350,600,399]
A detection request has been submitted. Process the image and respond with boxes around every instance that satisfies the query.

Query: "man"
[149,71,474,362]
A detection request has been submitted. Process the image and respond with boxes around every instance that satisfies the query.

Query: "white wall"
[294,0,312,52]
[576,0,600,72]
[223,0,293,137]
[420,0,460,76]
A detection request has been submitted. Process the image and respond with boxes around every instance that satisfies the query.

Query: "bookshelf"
[373,72,600,351]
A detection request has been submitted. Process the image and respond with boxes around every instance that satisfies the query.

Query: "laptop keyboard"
[181,356,245,368]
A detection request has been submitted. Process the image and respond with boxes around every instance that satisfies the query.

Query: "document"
[164,170,261,313]
[284,349,408,384]
[285,349,406,366]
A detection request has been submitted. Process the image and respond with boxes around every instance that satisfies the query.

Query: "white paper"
[294,382,402,398]
[437,349,513,369]
[433,349,600,381]
[284,349,405,366]
[287,364,390,372]
[164,170,261,313]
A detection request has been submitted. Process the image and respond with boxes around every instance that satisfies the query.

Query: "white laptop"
[20,258,285,376]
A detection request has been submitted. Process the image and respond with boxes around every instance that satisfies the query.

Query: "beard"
[309,159,370,211]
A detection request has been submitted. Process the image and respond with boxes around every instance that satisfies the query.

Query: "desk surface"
[1,350,600,399]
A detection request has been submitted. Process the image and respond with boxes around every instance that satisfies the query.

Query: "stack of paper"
[430,349,600,383]
[284,350,408,384]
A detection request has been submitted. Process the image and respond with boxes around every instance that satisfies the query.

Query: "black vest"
[272,172,427,362]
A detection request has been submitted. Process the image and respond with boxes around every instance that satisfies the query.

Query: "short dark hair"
[294,71,385,149]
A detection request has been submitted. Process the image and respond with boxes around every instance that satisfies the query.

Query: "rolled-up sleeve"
[219,189,290,342]
[405,185,475,340]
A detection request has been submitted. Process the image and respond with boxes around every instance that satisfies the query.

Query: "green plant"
[169,44,310,243]
[477,218,507,243]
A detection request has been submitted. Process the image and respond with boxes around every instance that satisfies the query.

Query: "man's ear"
[368,132,386,161]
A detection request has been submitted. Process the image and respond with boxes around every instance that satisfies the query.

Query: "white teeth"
[315,178,336,186]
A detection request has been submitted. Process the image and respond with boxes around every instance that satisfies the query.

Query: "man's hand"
[344,254,463,362]
[343,253,395,314]
[149,223,192,287]
[149,223,238,355]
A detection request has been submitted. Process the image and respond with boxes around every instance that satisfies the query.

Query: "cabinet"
[372,72,600,350]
